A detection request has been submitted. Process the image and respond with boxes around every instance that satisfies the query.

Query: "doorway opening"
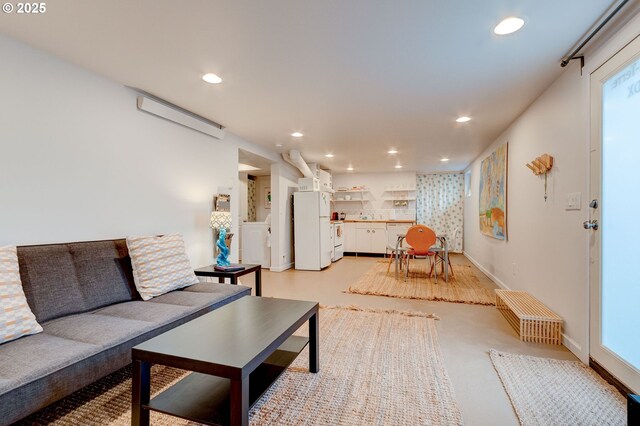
[238,149,273,268]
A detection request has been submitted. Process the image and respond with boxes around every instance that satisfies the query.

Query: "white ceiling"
[0,0,614,173]
[239,149,273,176]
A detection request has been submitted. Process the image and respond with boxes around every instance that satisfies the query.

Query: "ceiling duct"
[282,150,314,178]
[135,92,225,140]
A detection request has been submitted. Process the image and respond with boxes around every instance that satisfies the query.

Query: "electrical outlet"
[565,192,581,210]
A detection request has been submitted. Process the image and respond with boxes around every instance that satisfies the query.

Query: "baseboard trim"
[344,252,386,258]
[561,333,583,356]
[463,251,510,290]
[269,262,293,272]
[464,252,589,361]
[590,358,632,396]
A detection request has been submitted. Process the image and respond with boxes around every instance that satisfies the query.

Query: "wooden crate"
[495,290,563,345]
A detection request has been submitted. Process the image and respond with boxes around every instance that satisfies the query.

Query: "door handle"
[583,220,598,230]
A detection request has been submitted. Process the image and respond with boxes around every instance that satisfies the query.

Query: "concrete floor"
[238,255,577,426]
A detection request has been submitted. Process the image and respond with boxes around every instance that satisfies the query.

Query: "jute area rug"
[20,307,463,426]
[347,260,495,306]
[490,349,626,426]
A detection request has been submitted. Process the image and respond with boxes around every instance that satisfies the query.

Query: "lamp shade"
[210,211,232,230]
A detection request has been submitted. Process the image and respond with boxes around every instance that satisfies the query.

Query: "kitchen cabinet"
[355,223,386,253]
[386,223,412,249]
[371,227,388,253]
[344,223,357,252]
[343,221,415,255]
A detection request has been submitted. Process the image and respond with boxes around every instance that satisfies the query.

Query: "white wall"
[332,171,417,220]
[463,13,640,362]
[238,172,249,223]
[270,162,302,271]
[0,34,274,267]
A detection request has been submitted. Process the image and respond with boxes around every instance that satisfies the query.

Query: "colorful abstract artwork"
[479,143,507,240]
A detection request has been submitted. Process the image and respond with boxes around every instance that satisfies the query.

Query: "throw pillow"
[126,233,199,301]
[0,245,43,344]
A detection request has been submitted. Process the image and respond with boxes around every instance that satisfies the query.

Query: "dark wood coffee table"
[194,264,262,296]
[131,296,319,426]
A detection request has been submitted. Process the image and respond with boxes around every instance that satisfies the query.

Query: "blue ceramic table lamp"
[216,228,230,266]
[210,211,233,266]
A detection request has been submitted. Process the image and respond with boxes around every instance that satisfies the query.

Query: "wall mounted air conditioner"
[136,94,225,140]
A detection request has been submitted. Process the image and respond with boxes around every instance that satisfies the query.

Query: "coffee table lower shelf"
[143,335,309,426]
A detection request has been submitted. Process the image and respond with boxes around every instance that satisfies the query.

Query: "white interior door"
[589,34,640,393]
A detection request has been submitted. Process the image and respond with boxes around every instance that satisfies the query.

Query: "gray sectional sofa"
[0,239,250,425]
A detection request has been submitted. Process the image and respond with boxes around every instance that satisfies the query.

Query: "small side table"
[194,264,262,296]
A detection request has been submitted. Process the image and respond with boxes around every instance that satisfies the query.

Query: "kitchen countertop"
[343,220,416,223]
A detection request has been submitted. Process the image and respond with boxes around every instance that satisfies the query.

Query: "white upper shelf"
[334,189,369,193]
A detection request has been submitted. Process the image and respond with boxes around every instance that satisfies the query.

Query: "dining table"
[394,234,450,282]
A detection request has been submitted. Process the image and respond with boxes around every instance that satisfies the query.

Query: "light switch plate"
[565,192,581,210]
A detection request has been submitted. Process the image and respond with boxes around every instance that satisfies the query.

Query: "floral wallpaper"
[248,178,257,222]
[416,173,464,252]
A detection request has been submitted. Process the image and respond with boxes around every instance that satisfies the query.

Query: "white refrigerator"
[294,191,332,270]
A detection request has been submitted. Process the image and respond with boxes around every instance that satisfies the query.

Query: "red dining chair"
[404,225,439,283]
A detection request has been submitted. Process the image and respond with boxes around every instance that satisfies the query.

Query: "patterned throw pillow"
[0,246,43,344]
[126,234,199,301]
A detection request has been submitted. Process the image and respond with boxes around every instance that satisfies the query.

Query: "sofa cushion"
[17,245,85,323]
[0,333,99,396]
[42,313,155,348]
[149,286,247,309]
[126,234,199,301]
[16,240,138,323]
[184,281,252,296]
[0,246,43,344]
[67,240,138,308]
[94,301,192,325]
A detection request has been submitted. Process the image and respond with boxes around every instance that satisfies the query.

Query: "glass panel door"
[590,35,640,393]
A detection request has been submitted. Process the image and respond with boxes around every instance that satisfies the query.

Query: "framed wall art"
[264,187,271,209]
[479,143,507,240]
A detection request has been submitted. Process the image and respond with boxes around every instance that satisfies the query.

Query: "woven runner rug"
[20,306,463,426]
[347,261,495,306]
[490,349,626,426]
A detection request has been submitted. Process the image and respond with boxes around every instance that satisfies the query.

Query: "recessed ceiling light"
[388,149,398,154]
[325,153,334,158]
[494,17,525,35]
[395,165,403,169]
[347,166,354,171]
[440,158,450,162]
[291,132,304,138]
[202,73,222,84]
[456,116,471,123]
[275,143,283,147]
